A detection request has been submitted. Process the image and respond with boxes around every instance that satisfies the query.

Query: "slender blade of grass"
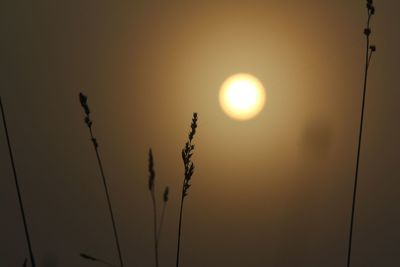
[79,93,124,267]
[347,2,376,266]
[1,97,36,267]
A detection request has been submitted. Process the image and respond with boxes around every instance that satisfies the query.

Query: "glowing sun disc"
[219,73,266,120]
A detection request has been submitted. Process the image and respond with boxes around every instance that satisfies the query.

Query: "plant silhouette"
[176,113,198,267]
[347,1,376,267]
[80,253,117,267]
[148,149,170,267]
[148,149,160,267]
[78,93,125,267]
[1,97,36,267]
[157,186,169,243]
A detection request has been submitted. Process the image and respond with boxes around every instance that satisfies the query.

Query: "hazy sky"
[1,1,400,266]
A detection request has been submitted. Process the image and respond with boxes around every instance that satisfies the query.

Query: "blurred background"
[0,1,399,266]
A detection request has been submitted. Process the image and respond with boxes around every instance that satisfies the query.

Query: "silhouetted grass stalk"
[176,113,198,267]
[79,93,124,267]
[148,149,159,267]
[0,97,36,267]
[157,187,169,243]
[347,1,376,267]
[80,253,118,267]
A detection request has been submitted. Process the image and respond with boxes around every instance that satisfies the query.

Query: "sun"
[219,73,266,120]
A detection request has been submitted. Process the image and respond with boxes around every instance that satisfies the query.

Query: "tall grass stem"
[79,93,124,267]
[151,191,159,267]
[1,97,36,267]
[148,149,159,267]
[157,201,167,243]
[175,193,185,267]
[176,113,198,267]
[347,2,376,266]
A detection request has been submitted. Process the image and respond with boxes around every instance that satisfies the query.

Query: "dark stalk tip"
[163,186,170,202]
[79,92,91,115]
[79,93,87,105]
[369,45,376,52]
[80,253,97,261]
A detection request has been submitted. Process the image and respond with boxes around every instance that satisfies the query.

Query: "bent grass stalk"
[176,113,198,267]
[79,93,124,267]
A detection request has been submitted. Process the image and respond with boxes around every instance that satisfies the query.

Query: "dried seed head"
[84,117,92,127]
[79,92,90,115]
[182,113,198,198]
[366,0,375,14]
[148,149,155,191]
[189,112,198,141]
[79,92,87,106]
[163,186,169,202]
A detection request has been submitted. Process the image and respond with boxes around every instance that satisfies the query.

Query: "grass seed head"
[163,186,169,202]
[182,113,198,198]
[148,149,155,191]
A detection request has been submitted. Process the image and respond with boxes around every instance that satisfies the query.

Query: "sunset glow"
[219,73,266,120]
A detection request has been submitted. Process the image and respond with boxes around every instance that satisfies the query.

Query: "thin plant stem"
[157,187,169,243]
[88,127,124,267]
[151,191,159,267]
[79,93,124,267]
[175,192,185,267]
[157,201,167,242]
[176,113,197,267]
[0,97,36,267]
[148,149,159,267]
[347,2,376,266]
[80,253,118,267]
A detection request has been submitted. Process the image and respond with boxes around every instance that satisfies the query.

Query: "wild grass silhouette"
[2,3,380,266]
[80,253,117,267]
[157,186,169,243]
[148,149,160,267]
[79,93,125,267]
[1,97,37,267]
[148,150,170,267]
[176,113,198,267]
[347,1,376,267]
